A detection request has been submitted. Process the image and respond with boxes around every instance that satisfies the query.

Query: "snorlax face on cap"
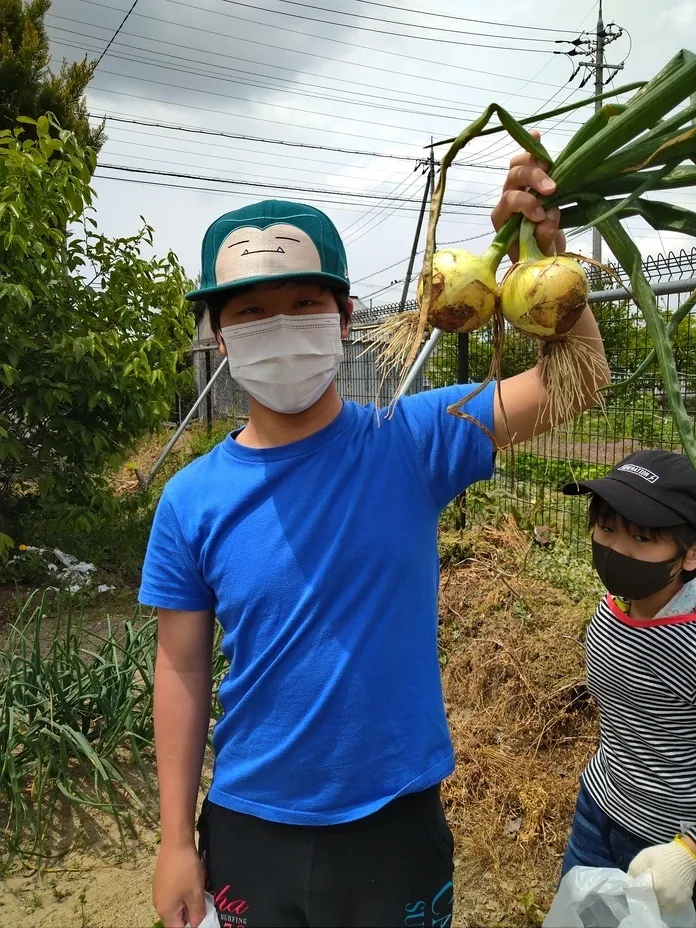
[186,200,350,302]
[215,223,322,286]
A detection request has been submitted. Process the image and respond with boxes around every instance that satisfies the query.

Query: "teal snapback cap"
[186,200,350,302]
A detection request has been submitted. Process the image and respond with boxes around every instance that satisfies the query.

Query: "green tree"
[0,117,194,549]
[0,0,103,150]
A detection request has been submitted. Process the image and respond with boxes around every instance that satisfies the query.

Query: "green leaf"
[0,533,14,560]
[554,103,626,169]
[1,364,17,386]
[580,165,696,198]
[38,475,55,497]
[433,81,645,148]
[567,160,679,235]
[553,49,696,192]
[559,197,696,237]
[587,198,696,468]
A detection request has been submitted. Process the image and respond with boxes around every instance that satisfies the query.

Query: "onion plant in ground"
[0,588,228,863]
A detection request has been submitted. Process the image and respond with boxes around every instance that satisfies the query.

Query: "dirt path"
[1,823,159,928]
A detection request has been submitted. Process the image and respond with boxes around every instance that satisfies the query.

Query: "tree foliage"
[0,0,103,150]
[0,117,195,546]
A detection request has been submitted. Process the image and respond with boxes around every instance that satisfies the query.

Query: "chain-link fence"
[191,248,696,554]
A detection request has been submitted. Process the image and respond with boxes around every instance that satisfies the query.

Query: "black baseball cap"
[563,450,696,529]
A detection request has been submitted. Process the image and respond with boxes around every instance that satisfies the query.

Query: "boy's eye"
[295,299,317,308]
[600,524,614,533]
[240,307,263,315]
[634,534,652,543]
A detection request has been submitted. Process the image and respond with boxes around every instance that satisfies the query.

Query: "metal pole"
[588,277,696,303]
[205,350,213,433]
[394,328,442,400]
[135,356,228,489]
[456,332,469,384]
[454,331,470,528]
[397,146,435,314]
[592,0,604,262]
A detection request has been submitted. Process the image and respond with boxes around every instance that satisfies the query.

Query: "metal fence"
[191,247,696,554]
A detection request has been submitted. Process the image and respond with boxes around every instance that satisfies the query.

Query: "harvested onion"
[500,230,588,340]
[419,246,502,334]
[500,219,605,429]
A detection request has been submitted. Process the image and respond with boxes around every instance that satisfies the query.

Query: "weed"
[0,587,229,860]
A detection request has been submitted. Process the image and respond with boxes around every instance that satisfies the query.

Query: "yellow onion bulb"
[500,253,588,340]
[418,248,500,334]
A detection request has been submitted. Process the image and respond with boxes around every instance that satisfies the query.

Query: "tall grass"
[0,588,228,862]
[1,589,156,858]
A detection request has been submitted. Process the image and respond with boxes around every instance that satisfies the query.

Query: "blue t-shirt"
[139,383,495,825]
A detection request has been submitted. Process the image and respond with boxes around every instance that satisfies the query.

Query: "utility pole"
[563,1,627,261]
[397,144,435,315]
[593,0,605,262]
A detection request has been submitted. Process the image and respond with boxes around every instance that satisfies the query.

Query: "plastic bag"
[184,893,221,928]
[543,867,696,928]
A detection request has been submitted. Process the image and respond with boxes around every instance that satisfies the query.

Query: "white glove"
[628,838,696,914]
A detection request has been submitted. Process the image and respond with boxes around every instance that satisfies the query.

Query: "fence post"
[205,350,212,434]
[454,332,470,530]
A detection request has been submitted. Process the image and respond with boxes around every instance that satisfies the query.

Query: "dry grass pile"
[109,426,197,494]
[439,518,601,926]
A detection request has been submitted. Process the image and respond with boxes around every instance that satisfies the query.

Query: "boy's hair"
[589,494,696,579]
[204,276,352,339]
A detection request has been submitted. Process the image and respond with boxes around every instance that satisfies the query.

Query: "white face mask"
[221,313,344,414]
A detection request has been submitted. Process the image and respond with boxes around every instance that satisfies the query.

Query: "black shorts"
[196,785,454,928]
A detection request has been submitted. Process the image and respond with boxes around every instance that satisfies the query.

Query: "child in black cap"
[561,449,696,913]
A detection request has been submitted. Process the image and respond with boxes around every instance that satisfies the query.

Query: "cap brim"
[185,271,350,302]
[562,475,685,528]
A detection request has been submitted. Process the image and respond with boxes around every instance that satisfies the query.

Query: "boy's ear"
[683,543,696,573]
[216,330,227,357]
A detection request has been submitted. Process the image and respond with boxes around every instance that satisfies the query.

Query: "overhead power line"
[97,163,497,209]
[89,84,432,147]
[52,33,581,137]
[48,20,587,111]
[216,0,558,53]
[98,132,501,192]
[72,0,588,92]
[51,25,585,129]
[89,66,459,138]
[88,113,509,170]
[218,0,563,44]
[92,174,495,224]
[322,0,579,34]
[95,0,140,66]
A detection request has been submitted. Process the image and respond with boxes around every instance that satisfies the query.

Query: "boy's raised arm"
[494,303,609,447]
[488,137,610,448]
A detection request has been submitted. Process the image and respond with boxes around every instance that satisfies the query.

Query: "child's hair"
[589,494,696,579]
[204,276,352,338]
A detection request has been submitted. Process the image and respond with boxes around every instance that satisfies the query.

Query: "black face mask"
[592,539,680,601]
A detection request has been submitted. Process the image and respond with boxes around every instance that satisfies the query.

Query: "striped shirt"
[582,593,696,845]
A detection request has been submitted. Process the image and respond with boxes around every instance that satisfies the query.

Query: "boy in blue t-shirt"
[142,145,608,928]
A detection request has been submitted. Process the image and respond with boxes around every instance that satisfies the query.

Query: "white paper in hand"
[185,892,220,928]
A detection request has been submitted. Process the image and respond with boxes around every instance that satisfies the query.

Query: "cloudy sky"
[46,0,696,306]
